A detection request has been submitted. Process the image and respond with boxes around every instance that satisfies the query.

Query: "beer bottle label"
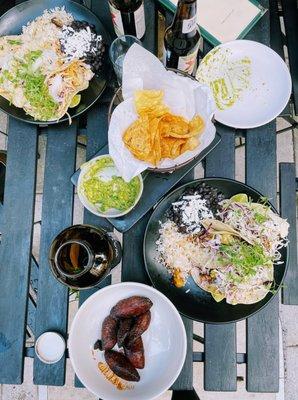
[177,45,199,74]
[109,3,124,37]
[134,3,146,39]
[182,15,197,34]
[109,2,145,39]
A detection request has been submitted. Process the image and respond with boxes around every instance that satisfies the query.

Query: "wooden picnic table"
[0,0,297,398]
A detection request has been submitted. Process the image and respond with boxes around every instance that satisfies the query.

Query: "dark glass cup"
[49,225,122,290]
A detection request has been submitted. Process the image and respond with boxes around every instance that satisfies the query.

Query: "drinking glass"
[109,35,142,83]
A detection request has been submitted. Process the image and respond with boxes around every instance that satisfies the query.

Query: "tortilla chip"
[159,114,189,138]
[122,89,205,166]
[135,90,169,117]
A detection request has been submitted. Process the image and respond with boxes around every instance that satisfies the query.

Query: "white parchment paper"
[108,44,216,182]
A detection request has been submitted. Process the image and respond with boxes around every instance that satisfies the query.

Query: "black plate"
[0,0,111,125]
[143,178,288,324]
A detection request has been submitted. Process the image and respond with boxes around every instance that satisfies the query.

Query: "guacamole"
[80,156,141,212]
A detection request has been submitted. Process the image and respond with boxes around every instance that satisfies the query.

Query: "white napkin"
[108,44,216,182]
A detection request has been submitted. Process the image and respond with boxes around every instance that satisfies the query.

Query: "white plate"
[196,40,292,129]
[68,282,187,400]
[78,155,143,218]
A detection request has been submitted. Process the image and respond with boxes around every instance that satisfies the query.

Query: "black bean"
[167,183,226,233]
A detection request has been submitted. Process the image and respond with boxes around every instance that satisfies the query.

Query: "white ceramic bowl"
[77,155,143,218]
[68,282,187,400]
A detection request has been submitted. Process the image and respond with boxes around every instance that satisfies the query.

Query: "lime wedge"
[69,94,81,108]
[230,193,248,203]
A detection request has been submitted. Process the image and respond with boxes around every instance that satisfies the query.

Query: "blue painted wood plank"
[0,210,38,340]
[122,213,152,284]
[245,0,280,391]
[1,190,38,339]
[0,118,38,384]
[171,315,193,391]
[268,0,290,120]
[280,163,298,305]
[281,0,298,115]
[204,324,236,391]
[204,126,237,391]
[246,122,279,392]
[270,0,284,60]
[245,124,277,205]
[33,123,77,386]
[205,125,235,179]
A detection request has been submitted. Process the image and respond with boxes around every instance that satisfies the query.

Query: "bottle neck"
[171,0,197,35]
[110,0,141,12]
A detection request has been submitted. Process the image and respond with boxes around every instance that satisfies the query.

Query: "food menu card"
[160,0,267,46]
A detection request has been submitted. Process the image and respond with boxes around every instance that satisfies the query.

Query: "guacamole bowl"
[78,155,143,218]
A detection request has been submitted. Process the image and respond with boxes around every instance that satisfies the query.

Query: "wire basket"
[108,68,205,174]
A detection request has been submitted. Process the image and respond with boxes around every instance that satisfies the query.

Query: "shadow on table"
[0,150,6,205]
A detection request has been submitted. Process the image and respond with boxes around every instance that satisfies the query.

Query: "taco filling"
[0,7,105,121]
[156,185,289,305]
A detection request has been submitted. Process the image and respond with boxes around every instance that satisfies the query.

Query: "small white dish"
[68,282,187,400]
[196,40,292,129]
[35,332,65,364]
[78,154,143,218]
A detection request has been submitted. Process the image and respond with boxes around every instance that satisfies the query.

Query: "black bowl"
[0,0,111,125]
[143,178,288,324]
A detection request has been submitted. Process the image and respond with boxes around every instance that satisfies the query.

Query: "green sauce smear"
[81,157,141,213]
[7,39,22,45]
[197,48,252,111]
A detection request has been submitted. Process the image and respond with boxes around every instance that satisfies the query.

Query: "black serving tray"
[71,133,221,232]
